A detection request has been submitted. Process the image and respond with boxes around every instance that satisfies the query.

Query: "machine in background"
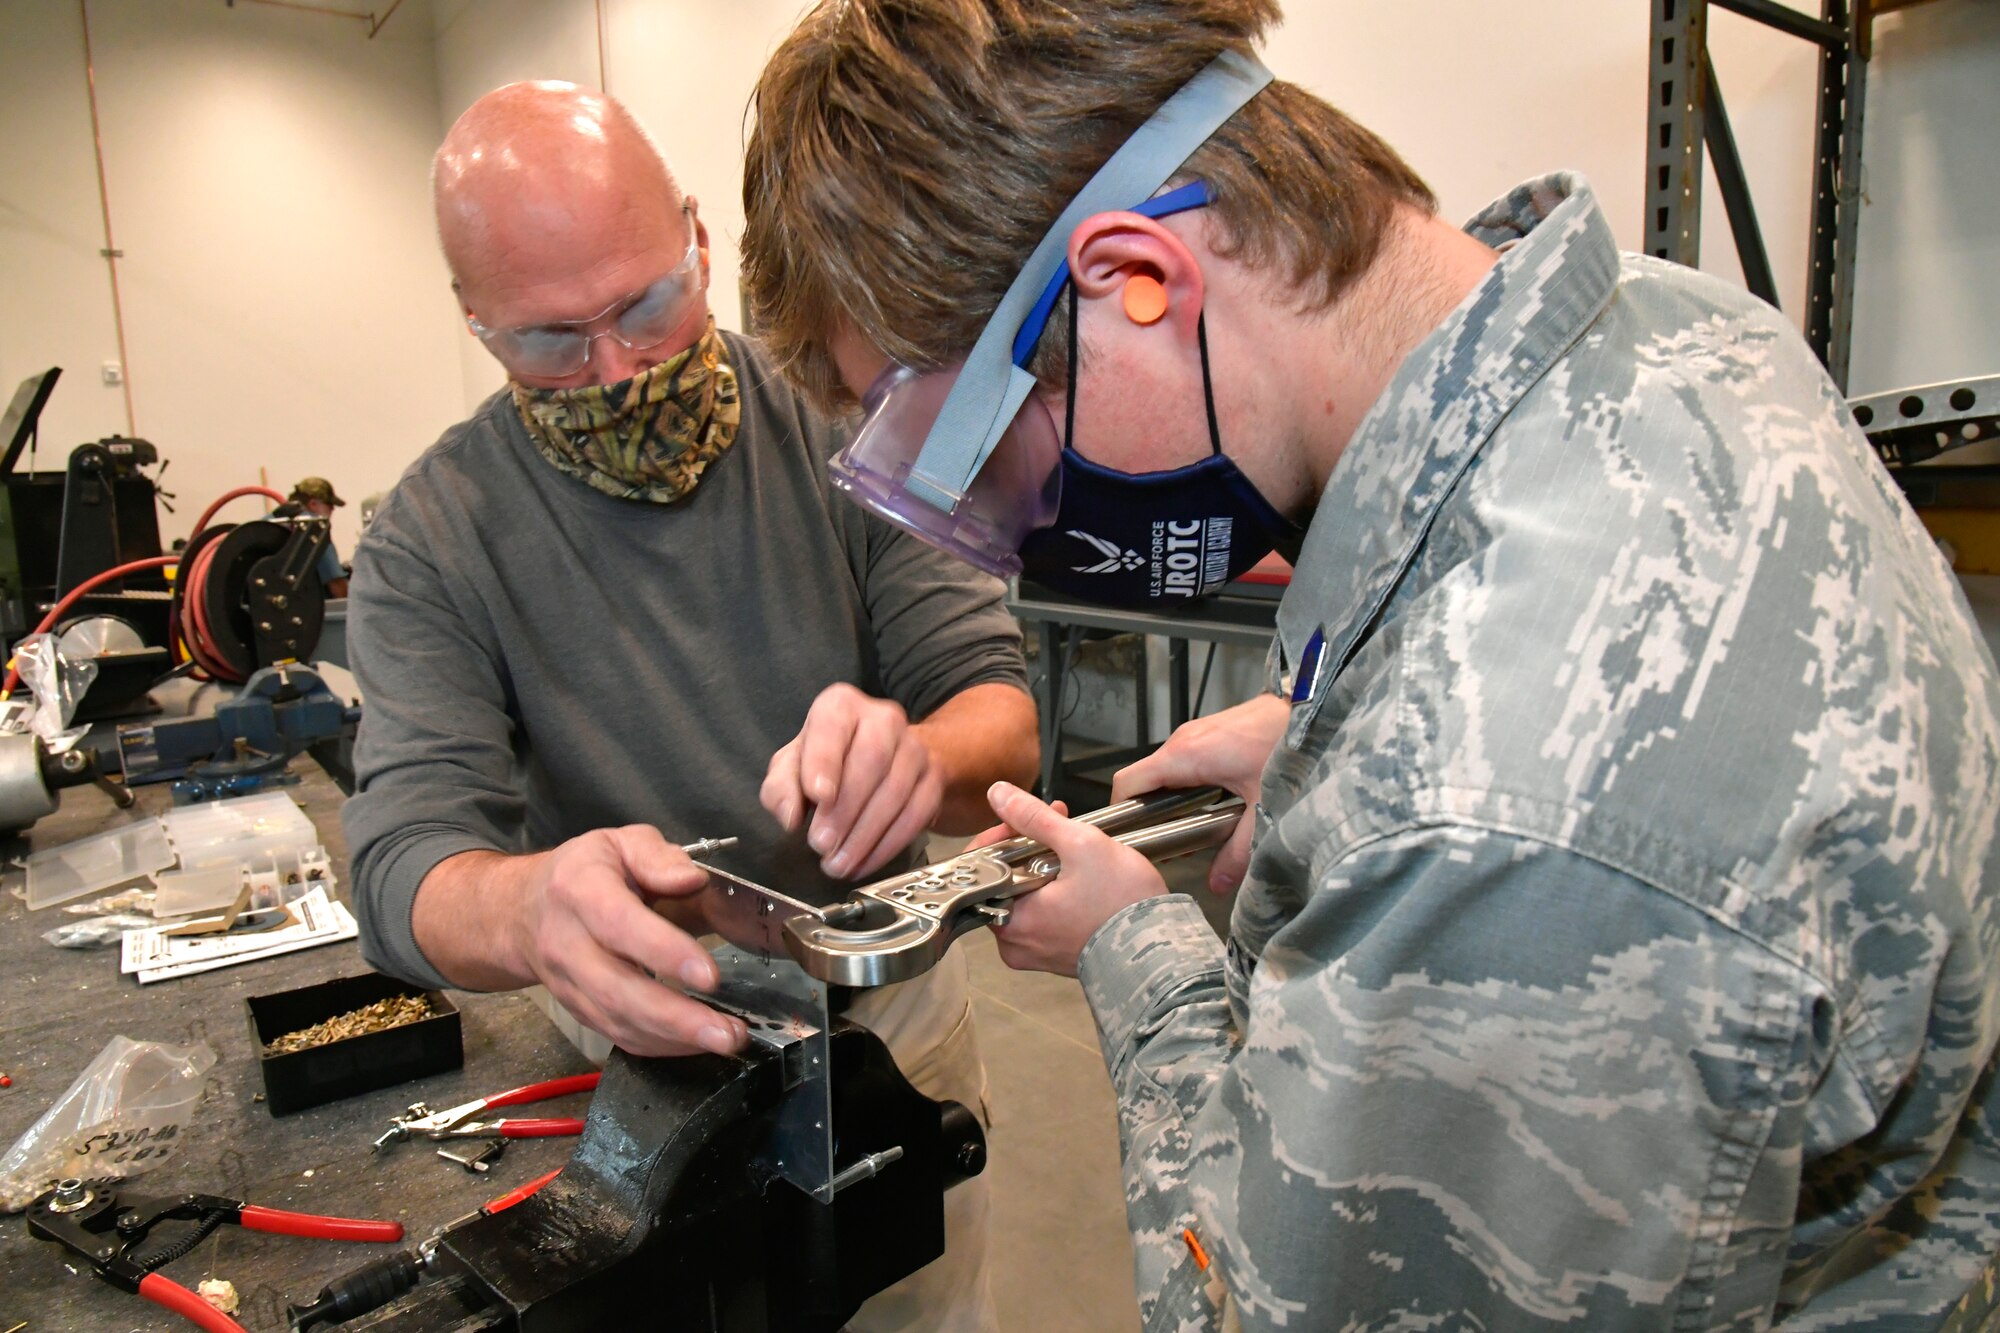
[0,367,353,828]
[0,367,174,717]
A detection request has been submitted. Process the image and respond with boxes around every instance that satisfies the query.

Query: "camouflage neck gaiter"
[512,317,742,503]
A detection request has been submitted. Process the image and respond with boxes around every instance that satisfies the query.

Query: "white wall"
[0,6,140,471]
[1849,2,2000,394]
[0,0,465,559]
[1269,1,1999,398]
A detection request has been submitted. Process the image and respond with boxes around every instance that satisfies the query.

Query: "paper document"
[120,885,356,983]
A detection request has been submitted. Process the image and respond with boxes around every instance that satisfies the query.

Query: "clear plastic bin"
[160,792,317,871]
[24,820,176,910]
[150,862,245,918]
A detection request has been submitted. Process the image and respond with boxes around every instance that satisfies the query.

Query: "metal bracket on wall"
[1644,0,1870,391]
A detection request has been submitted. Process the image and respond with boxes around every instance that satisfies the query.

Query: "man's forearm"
[914,681,1040,832]
[410,849,543,991]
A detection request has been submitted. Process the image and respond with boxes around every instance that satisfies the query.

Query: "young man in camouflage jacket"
[737,1,2000,1327]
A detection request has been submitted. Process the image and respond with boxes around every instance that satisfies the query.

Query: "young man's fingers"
[965,821,1013,851]
[966,797,1068,853]
[1111,738,1210,802]
[1209,816,1257,894]
[985,781,1094,859]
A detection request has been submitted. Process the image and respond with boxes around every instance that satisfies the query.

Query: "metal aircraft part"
[692,788,1244,988]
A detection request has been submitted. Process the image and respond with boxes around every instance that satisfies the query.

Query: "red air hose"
[190,486,284,538]
[179,536,239,681]
[174,485,287,683]
[0,554,178,696]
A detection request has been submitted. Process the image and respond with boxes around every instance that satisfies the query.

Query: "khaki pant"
[528,948,998,1333]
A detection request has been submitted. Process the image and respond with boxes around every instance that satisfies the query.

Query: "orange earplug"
[1123,274,1169,326]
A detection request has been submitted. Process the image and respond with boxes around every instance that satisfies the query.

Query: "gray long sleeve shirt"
[342,331,1028,988]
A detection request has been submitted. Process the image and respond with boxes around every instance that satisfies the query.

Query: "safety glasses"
[466,205,703,379]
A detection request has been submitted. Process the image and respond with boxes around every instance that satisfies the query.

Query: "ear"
[450,280,480,329]
[1066,211,1206,339]
[687,196,712,267]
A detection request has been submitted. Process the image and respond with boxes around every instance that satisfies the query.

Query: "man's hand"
[415,828,748,1059]
[980,782,1168,977]
[1112,693,1289,894]
[761,683,943,881]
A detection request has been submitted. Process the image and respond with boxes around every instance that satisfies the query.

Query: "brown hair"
[742,0,1436,410]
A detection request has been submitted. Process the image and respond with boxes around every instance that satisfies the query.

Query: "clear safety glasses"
[828,181,1217,576]
[466,205,703,379]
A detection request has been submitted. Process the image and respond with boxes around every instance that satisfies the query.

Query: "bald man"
[341,82,1033,1331]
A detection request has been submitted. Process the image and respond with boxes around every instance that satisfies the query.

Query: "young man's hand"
[1112,692,1290,894]
[761,683,944,881]
[979,782,1168,977]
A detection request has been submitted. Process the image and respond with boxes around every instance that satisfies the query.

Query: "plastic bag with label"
[0,1036,217,1212]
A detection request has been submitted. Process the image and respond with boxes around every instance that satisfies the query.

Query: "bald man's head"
[435,81,699,352]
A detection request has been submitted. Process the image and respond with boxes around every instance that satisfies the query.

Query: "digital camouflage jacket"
[1079,174,2000,1332]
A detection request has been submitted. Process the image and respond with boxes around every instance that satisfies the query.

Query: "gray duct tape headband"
[904,47,1276,512]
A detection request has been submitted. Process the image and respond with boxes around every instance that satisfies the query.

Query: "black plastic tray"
[245,971,461,1117]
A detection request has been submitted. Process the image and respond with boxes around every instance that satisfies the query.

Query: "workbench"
[0,763,591,1333]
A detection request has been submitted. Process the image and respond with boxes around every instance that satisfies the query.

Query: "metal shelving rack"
[1644,0,1871,391]
[1645,0,1996,509]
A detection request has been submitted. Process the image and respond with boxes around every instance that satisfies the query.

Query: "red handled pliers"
[26,1176,403,1333]
[370,1071,601,1152]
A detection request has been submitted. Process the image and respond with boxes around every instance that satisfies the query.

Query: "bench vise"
[294,1017,984,1333]
[117,662,357,802]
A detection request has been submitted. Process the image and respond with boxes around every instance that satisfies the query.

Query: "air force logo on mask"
[1068,519,1232,598]
[1068,531,1145,575]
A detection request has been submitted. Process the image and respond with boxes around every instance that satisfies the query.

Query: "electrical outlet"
[101,361,124,386]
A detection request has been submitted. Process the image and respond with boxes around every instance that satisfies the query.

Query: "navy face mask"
[1016,292,1303,607]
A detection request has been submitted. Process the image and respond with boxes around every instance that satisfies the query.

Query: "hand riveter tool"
[700,787,1244,988]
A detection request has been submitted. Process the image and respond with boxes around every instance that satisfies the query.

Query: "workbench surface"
[0,763,593,1333]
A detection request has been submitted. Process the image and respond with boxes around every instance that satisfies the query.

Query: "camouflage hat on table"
[290,477,345,507]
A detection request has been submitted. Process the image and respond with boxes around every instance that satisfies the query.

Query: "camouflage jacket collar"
[1275,172,1621,704]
